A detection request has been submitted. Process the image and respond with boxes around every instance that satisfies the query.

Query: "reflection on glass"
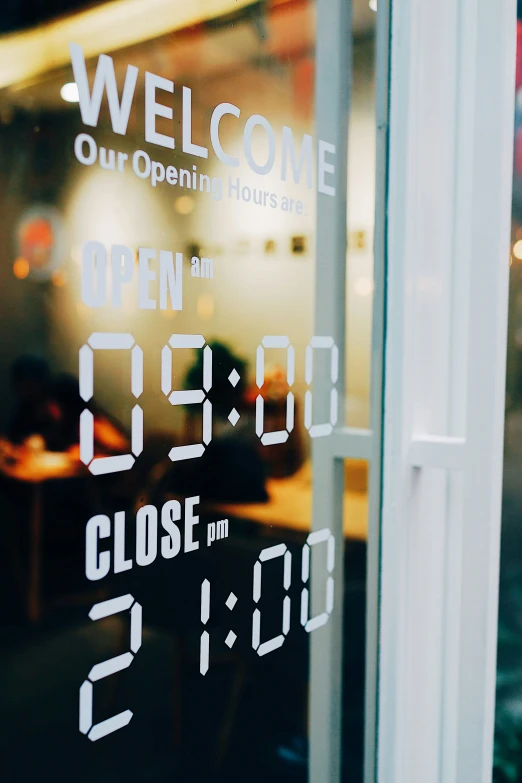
[0,1,376,781]
[346,38,376,430]
[496,10,522,783]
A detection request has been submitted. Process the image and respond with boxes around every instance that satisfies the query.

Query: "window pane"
[0,2,378,781]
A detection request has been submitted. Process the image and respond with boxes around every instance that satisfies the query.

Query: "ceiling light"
[0,0,258,91]
[174,195,195,215]
[369,0,377,11]
[60,82,79,102]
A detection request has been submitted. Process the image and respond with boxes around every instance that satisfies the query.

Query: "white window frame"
[379,3,516,783]
[308,1,388,782]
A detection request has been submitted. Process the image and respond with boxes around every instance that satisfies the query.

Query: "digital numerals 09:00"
[79,332,339,474]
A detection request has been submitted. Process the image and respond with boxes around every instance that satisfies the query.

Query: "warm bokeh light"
[18,216,54,269]
[76,301,89,319]
[60,82,79,103]
[354,277,374,297]
[51,269,66,287]
[174,195,195,215]
[197,292,215,320]
[513,239,522,259]
[13,257,29,279]
[0,0,257,90]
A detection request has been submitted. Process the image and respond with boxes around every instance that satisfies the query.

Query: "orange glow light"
[197,292,214,321]
[19,216,54,269]
[13,257,29,279]
[51,269,66,287]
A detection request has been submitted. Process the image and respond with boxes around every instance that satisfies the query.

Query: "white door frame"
[379,2,516,783]
[309,1,389,781]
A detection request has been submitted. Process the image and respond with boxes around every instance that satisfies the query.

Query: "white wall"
[49,39,376,437]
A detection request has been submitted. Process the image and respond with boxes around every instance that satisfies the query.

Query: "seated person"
[0,363,128,474]
[164,433,269,504]
[157,342,268,505]
[45,373,128,457]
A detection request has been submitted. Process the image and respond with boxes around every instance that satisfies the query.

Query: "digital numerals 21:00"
[79,529,335,742]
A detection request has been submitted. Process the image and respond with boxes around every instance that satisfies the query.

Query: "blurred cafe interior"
[0,1,377,781]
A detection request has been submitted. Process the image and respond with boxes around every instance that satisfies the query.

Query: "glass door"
[0,2,384,782]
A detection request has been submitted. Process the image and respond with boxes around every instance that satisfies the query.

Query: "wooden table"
[212,461,369,541]
[0,450,84,623]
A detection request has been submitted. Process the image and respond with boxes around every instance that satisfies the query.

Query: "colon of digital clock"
[69,42,336,198]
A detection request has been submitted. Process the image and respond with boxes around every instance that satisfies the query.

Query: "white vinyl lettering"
[79,333,143,475]
[281,126,313,188]
[145,72,175,149]
[138,248,157,309]
[256,336,295,445]
[136,505,158,567]
[184,496,200,553]
[81,242,182,312]
[304,337,339,437]
[252,544,292,656]
[182,87,208,158]
[318,140,336,196]
[301,529,335,632]
[210,102,240,167]
[243,114,276,176]
[81,241,107,308]
[159,251,183,310]
[85,515,111,581]
[79,595,142,740]
[74,133,97,165]
[110,245,134,307]
[161,501,182,559]
[69,43,138,135]
[114,511,132,573]
[162,336,212,462]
